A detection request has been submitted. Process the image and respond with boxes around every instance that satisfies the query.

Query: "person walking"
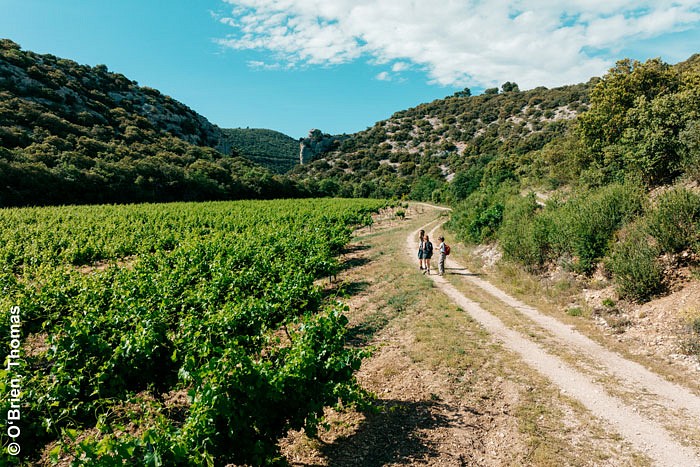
[418,229,425,270]
[423,235,433,275]
[437,236,446,276]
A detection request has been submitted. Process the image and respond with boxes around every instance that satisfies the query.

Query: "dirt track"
[415,212,700,466]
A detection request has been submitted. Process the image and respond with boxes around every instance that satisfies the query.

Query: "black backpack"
[426,241,433,255]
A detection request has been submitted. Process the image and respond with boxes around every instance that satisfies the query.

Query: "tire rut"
[410,212,700,466]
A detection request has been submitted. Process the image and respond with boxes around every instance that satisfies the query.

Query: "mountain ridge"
[0,38,304,205]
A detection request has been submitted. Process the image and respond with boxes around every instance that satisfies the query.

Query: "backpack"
[426,241,433,255]
[444,244,451,255]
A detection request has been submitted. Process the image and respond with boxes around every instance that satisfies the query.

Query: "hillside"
[289,52,700,321]
[291,81,593,198]
[0,39,303,206]
[219,128,300,173]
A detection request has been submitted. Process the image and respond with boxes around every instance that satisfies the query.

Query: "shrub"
[607,222,664,302]
[448,183,516,243]
[680,313,700,359]
[646,186,700,253]
[550,183,645,273]
[498,193,550,268]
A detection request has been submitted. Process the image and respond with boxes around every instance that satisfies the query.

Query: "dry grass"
[282,204,644,466]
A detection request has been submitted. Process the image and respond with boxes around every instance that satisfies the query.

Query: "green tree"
[454,87,472,98]
[501,81,520,93]
[409,176,442,202]
[583,59,677,142]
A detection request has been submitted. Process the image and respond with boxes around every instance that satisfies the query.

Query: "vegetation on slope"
[219,128,300,173]
[0,39,303,206]
[449,56,700,303]
[291,81,592,198]
[290,53,700,305]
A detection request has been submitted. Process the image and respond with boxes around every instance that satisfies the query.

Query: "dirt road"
[414,214,700,466]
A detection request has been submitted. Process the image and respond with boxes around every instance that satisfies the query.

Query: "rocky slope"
[290,81,593,198]
[0,39,302,205]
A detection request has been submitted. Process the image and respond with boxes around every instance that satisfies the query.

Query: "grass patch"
[680,309,700,360]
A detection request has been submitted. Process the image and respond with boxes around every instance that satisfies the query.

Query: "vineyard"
[0,198,386,465]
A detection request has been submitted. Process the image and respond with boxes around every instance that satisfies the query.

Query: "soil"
[282,203,700,466]
[425,218,700,466]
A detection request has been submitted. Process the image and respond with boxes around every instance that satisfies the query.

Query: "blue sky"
[2,1,700,139]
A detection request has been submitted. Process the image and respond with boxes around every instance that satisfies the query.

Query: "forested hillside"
[219,128,300,173]
[290,53,700,308]
[291,81,593,198]
[447,56,700,306]
[0,39,302,205]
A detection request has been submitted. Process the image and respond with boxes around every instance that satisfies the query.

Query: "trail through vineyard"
[282,203,700,466]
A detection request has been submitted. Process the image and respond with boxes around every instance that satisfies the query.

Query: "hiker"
[438,236,446,276]
[418,229,425,270]
[423,234,433,275]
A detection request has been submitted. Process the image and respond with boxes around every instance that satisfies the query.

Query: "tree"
[409,176,443,202]
[578,58,679,153]
[450,167,483,201]
[501,81,520,93]
[576,58,685,184]
[454,87,472,98]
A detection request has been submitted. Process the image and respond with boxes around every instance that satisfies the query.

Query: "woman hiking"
[418,229,425,270]
[423,234,434,275]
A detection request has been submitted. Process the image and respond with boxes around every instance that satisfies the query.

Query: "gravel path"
[409,213,700,466]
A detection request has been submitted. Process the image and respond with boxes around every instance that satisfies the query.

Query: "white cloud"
[376,71,391,81]
[392,62,410,72]
[217,0,700,89]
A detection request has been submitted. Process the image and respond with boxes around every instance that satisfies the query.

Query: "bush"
[681,313,700,359]
[452,182,518,243]
[607,222,664,302]
[550,183,645,273]
[498,193,550,268]
[646,186,700,253]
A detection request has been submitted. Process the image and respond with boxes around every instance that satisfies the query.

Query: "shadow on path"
[314,399,482,466]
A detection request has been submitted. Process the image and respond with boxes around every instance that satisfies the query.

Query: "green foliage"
[409,175,444,201]
[487,183,644,274]
[607,222,664,302]
[645,186,700,253]
[553,183,645,273]
[453,87,471,98]
[0,42,307,206]
[498,193,549,268]
[576,57,700,186]
[219,128,300,173]
[449,166,484,201]
[449,183,516,243]
[501,81,520,93]
[0,198,385,465]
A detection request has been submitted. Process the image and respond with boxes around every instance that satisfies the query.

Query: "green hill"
[290,54,700,305]
[0,39,303,205]
[219,128,299,173]
[290,81,593,198]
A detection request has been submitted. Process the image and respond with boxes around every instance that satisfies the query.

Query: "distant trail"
[408,207,700,466]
